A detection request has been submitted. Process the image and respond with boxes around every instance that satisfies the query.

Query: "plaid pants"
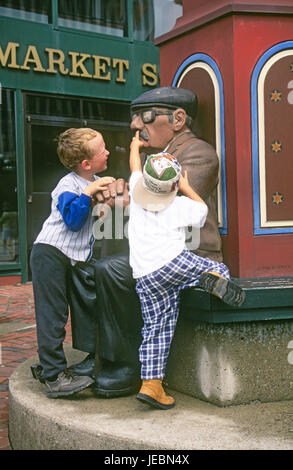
[135,249,230,380]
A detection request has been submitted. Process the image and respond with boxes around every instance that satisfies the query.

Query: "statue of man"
[67,86,223,398]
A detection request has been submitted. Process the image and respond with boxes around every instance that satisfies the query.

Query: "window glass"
[133,0,182,41]
[133,0,154,41]
[0,89,19,264]
[26,95,81,119]
[83,100,130,122]
[0,0,49,23]
[58,0,127,37]
[26,95,130,122]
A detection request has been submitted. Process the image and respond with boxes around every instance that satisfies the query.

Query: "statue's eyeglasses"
[131,109,174,124]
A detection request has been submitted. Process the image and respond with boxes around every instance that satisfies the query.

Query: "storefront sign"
[0,41,158,86]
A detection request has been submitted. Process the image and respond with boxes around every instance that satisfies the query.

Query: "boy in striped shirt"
[30,128,115,398]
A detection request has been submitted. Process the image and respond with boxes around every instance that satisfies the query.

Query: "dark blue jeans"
[30,243,71,380]
[31,245,142,379]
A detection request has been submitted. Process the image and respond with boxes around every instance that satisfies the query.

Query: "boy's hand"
[96,177,117,192]
[178,170,206,205]
[130,131,144,152]
[178,170,191,193]
[83,176,116,197]
[130,131,144,173]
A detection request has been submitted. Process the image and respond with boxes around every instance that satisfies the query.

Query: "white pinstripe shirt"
[34,172,97,262]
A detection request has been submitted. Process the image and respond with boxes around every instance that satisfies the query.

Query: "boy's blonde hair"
[57,128,101,170]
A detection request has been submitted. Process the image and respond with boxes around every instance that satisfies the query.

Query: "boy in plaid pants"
[128,132,245,410]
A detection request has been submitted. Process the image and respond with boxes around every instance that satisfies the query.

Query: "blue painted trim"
[251,41,293,235]
[172,53,227,235]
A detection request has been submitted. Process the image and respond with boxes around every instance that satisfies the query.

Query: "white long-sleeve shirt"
[128,171,208,278]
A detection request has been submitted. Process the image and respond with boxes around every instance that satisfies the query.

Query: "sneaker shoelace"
[63,369,76,379]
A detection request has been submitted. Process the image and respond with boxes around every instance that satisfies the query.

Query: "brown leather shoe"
[136,379,175,410]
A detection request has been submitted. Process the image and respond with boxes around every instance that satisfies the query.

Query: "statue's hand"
[94,178,129,209]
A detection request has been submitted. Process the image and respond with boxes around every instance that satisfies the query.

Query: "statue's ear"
[173,108,186,131]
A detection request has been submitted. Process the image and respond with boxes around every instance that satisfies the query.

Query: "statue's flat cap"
[131,87,197,119]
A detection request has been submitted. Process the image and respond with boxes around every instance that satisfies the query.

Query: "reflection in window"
[133,0,154,41]
[0,90,19,263]
[26,95,80,119]
[153,0,182,39]
[83,100,130,122]
[0,0,49,23]
[58,0,127,37]
[133,0,183,41]
[25,94,130,122]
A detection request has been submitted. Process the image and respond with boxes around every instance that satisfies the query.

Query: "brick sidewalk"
[0,282,71,450]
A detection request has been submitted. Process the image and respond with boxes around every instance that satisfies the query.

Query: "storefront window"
[26,94,130,122]
[0,89,19,264]
[0,0,49,23]
[83,99,130,122]
[26,94,81,119]
[58,0,127,37]
[133,0,182,41]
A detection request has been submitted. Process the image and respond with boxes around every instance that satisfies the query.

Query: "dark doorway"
[24,93,131,277]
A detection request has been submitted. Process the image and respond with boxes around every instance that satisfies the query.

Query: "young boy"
[128,131,245,410]
[30,128,115,398]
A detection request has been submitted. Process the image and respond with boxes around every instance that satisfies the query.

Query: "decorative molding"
[172,53,227,234]
[251,40,293,234]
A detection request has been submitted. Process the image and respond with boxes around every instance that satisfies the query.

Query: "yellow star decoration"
[290,63,293,72]
[271,140,282,153]
[270,89,282,102]
[272,192,284,205]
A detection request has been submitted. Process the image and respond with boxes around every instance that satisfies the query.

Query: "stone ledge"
[166,317,293,406]
[8,345,293,450]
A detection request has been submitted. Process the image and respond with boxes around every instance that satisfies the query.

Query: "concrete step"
[8,345,293,450]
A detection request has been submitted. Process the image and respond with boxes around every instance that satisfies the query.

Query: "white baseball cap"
[132,152,181,212]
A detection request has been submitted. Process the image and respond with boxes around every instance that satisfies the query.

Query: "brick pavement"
[0,282,72,450]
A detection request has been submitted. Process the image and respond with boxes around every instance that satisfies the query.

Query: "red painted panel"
[179,67,216,147]
[159,12,293,278]
[253,234,293,277]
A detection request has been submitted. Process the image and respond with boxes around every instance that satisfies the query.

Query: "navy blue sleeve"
[57,191,91,232]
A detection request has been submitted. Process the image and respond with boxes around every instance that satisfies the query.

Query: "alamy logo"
[288,80,293,105]
[288,340,293,365]
[91,201,201,251]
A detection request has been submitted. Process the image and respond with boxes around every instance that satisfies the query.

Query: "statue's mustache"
[139,130,149,142]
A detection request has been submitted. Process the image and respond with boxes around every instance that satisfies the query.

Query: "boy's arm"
[178,171,208,229]
[179,171,207,207]
[129,131,144,173]
[57,192,91,232]
[57,177,116,232]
